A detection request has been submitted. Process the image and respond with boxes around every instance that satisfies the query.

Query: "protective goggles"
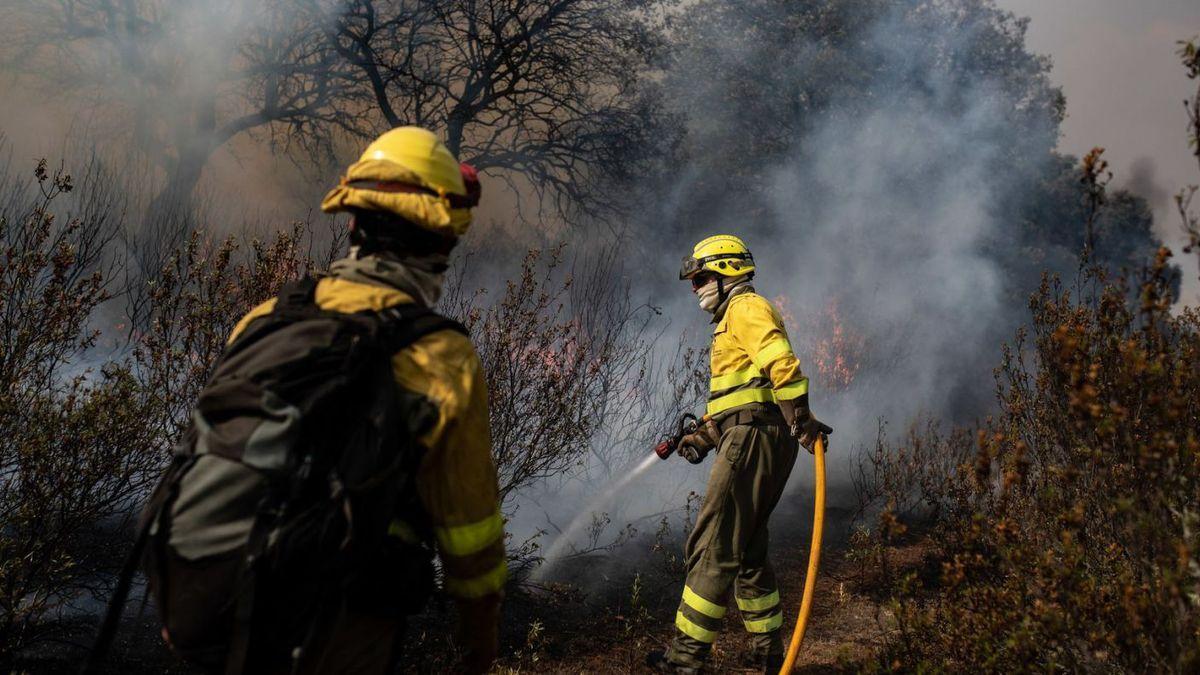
[678,252,754,280]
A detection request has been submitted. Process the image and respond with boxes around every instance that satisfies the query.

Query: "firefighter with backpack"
[96,127,505,674]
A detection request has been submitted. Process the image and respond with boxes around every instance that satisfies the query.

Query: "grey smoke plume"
[654,0,1059,447]
[530,0,1078,559]
[0,0,1167,568]
[1126,157,1171,216]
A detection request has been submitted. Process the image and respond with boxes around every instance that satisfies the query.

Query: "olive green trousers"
[667,405,799,669]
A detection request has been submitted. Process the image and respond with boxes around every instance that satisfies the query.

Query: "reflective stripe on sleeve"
[709,366,765,392]
[736,590,780,612]
[434,508,503,556]
[773,378,809,401]
[743,611,784,633]
[675,611,717,643]
[444,558,507,598]
[706,387,775,416]
[682,586,726,619]
[752,338,793,370]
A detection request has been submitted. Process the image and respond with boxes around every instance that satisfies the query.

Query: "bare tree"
[283,0,672,220]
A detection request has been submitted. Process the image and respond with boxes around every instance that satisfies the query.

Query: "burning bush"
[774,294,866,393]
[444,246,659,503]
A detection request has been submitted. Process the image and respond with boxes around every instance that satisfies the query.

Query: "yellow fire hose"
[779,435,826,674]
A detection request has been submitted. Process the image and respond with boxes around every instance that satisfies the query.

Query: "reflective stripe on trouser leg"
[737,589,780,612]
[743,610,783,633]
[738,587,783,635]
[675,607,720,644]
[682,585,726,619]
[670,584,725,663]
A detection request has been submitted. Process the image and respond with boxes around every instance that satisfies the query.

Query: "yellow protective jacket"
[228,267,506,602]
[707,291,808,418]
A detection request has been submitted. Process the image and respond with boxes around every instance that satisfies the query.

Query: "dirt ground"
[23,494,916,674]
[471,498,914,674]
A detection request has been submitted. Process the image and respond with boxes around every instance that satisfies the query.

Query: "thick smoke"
[759,12,1057,434]
[660,2,1057,452]
[1126,157,1171,218]
[532,0,1069,563]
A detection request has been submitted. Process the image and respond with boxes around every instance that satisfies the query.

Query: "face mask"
[697,278,722,312]
[338,250,448,308]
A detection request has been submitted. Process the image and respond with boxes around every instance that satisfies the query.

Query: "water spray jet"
[535,451,663,578]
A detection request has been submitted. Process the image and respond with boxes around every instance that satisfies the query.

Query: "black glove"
[676,417,720,464]
[796,414,833,454]
[678,443,709,464]
[778,395,833,454]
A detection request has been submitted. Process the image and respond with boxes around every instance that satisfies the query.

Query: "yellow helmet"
[321,126,481,238]
[679,234,756,280]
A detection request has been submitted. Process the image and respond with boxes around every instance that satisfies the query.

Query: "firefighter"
[648,235,831,673]
[228,127,504,673]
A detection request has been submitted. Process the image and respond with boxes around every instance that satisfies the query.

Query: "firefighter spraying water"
[542,234,835,667]
[647,235,832,675]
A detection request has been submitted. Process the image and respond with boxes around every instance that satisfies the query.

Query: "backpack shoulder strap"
[275,276,319,311]
[376,305,468,353]
[222,276,320,354]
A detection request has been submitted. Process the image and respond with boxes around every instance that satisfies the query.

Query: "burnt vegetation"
[1,0,1199,672]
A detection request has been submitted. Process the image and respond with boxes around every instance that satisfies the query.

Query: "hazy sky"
[995,0,1200,299]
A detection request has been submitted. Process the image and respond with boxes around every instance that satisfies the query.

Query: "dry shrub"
[445,246,658,501]
[132,224,330,443]
[0,160,157,658]
[1177,37,1199,282]
[865,251,1200,672]
[851,420,974,526]
[855,47,1200,672]
[442,244,690,584]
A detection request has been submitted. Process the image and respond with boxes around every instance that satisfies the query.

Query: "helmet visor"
[679,255,702,280]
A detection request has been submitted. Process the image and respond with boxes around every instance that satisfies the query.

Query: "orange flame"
[773,294,863,392]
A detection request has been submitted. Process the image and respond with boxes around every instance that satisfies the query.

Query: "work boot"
[738,648,784,674]
[645,649,701,674]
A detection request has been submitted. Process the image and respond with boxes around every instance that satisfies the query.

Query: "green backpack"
[88,276,465,674]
